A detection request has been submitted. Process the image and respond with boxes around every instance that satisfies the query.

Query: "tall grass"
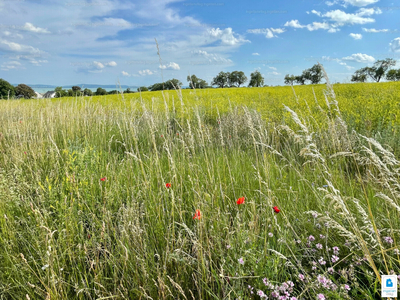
[0,77,399,299]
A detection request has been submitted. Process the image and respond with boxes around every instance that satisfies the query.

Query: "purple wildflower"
[384,236,394,244]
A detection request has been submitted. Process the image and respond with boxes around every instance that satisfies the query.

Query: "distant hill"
[12,84,139,90]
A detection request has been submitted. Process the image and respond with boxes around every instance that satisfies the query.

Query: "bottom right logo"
[381,275,398,298]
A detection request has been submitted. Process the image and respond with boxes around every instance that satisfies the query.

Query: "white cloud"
[252,53,260,56]
[285,8,379,32]
[342,0,379,7]
[322,9,375,25]
[93,61,105,69]
[102,18,133,29]
[22,22,50,34]
[0,38,44,55]
[105,61,117,67]
[159,62,180,70]
[342,53,375,63]
[192,50,232,63]
[1,60,22,71]
[30,59,48,66]
[311,10,322,16]
[122,71,131,76]
[356,7,382,16]
[208,28,249,46]
[326,1,336,5]
[247,28,285,38]
[138,69,154,76]
[362,28,388,32]
[268,66,277,71]
[270,28,285,34]
[75,60,118,73]
[135,0,200,26]
[349,33,362,39]
[306,22,331,31]
[322,56,341,62]
[268,71,281,76]
[2,31,23,39]
[390,38,400,52]
[284,20,305,28]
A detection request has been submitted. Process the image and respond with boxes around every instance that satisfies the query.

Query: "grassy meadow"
[1,77,400,299]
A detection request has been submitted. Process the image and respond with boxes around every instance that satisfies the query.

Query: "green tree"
[83,88,93,96]
[351,67,369,83]
[148,83,164,91]
[386,69,400,81]
[295,75,306,85]
[229,71,248,87]
[211,71,229,88]
[187,75,207,89]
[55,86,68,97]
[15,84,35,99]
[72,86,81,92]
[367,58,396,82]
[308,64,323,84]
[165,78,182,90]
[0,78,16,99]
[108,90,118,95]
[284,74,296,85]
[137,86,149,92]
[248,70,264,87]
[95,87,107,95]
[300,64,323,84]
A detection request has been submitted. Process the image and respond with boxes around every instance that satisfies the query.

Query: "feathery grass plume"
[351,198,379,249]
[283,105,310,139]
[374,193,400,214]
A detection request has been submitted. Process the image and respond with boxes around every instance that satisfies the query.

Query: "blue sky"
[0,0,399,86]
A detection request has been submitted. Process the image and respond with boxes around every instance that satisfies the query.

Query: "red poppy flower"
[24,151,27,155]
[161,135,164,138]
[236,197,245,205]
[273,206,280,214]
[100,177,106,182]
[193,209,201,220]
[165,183,171,188]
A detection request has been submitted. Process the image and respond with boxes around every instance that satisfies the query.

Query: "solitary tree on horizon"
[248,70,264,87]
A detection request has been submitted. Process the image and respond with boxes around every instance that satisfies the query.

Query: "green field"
[0,80,399,299]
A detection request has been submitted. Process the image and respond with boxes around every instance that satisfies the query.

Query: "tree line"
[2,59,399,99]
[282,59,399,86]
[146,70,265,91]
[350,58,398,82]
[283,64,323,85]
